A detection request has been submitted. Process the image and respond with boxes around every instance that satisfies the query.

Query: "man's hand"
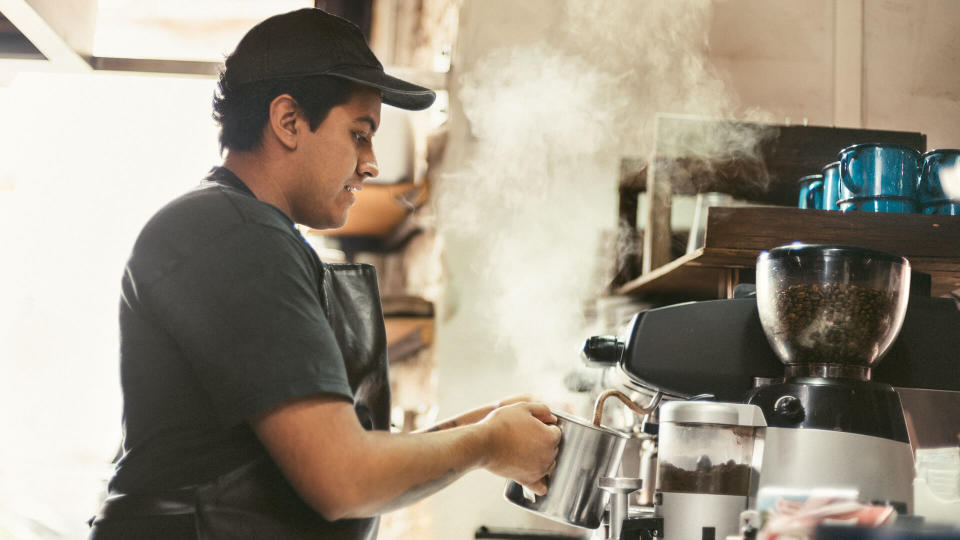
[476,402,562,495]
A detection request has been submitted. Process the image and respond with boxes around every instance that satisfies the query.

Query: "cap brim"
[327,65,436,111]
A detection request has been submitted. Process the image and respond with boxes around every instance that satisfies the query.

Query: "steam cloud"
[433,0,772,406]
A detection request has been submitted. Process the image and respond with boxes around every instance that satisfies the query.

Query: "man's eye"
[353,131,369,144]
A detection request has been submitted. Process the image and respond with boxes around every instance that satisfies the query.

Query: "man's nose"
[358,150,379,179]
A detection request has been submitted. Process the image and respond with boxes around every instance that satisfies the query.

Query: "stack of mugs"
[797,144,960,215]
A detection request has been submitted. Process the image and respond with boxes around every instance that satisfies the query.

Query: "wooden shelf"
[636,117,926,274]
[385,317,434,346]
[648,117,926,205]
[385,316,434,364]
[383,295,434,363]
[618,207,960,299]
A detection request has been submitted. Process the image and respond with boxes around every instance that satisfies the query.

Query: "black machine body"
[746,377,910,443]
[582,295,960,402]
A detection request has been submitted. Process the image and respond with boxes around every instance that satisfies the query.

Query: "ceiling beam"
[0,0,93,72]
[0,0,446,89]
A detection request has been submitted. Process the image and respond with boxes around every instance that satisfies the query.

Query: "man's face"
[289,87,382,229]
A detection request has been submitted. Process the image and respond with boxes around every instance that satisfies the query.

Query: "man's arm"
[251,395,561,521]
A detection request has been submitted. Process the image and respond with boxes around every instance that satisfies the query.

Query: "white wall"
[706,0,960,148]
[708,0,836,126]
[864,0,960,149]
[0,71,220,539]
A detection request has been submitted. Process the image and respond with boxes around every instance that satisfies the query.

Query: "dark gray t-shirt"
[107,168,386,537]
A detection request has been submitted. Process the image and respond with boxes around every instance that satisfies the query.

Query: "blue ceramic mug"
[838,143,920,213]
[919,149,960,215]
[797,174,823,209]
[821,161,841,211]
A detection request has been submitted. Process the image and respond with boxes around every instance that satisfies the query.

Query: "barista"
[88,8,561,540]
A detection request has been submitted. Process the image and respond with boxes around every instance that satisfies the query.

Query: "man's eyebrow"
[356,116,378,133]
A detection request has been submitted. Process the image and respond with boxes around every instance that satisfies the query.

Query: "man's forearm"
[335,425,490,518]
[371,467,459,514]
[253,397,556,523]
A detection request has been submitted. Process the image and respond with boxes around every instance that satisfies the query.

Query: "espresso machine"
[561,243,960,539]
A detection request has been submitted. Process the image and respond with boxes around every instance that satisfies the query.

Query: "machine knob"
[581,335,624,367]
[773,395,805,424]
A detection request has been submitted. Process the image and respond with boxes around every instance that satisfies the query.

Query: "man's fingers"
[525,478,548,496]
[549,424,562,445]
[524,402,558,424]
[546,459,558,476]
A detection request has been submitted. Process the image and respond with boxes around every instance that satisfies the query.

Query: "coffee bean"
[768,282,896,363]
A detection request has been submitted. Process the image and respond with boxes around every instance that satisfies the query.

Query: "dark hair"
[212,73,360,152]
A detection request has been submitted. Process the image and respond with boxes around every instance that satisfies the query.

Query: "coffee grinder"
[748,244,916,511]
[655,400,766,540]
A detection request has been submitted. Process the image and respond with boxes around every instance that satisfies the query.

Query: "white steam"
[434,0,772,406]
[561,1,774,160]
[435,44,625,399]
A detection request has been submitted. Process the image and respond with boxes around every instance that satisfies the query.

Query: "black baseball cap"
[224,8,436,111]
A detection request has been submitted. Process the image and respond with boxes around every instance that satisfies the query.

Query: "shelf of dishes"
[617,206,960,299]
[798,146,960,215]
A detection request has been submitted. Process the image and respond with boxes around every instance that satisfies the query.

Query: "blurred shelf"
[384,295,434,363]
[382,295,434,317]
[308,182,420,238]
[385,317,433,345]
[305,182,429,253]
[617,207,960,299]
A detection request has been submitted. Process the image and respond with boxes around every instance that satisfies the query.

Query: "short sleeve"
[142,224,352,427]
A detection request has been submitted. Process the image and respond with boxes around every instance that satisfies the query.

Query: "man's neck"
[221,149,295,220]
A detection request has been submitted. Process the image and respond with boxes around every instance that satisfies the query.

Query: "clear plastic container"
[657,402,760,496]
[755,244,911,377]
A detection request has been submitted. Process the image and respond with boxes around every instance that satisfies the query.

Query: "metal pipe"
[599,477,642,540]
[593,389,661,427]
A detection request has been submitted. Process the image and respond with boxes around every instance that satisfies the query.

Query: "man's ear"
[268,94,301,151]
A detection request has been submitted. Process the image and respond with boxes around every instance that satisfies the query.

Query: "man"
[88,8,561,540]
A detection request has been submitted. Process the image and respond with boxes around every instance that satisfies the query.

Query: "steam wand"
[592,389,662,427]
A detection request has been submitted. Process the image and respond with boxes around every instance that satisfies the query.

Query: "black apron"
[90,263,390,540]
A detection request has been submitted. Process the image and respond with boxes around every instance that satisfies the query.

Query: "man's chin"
[331,212,350,229]
[307,213,349,231]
